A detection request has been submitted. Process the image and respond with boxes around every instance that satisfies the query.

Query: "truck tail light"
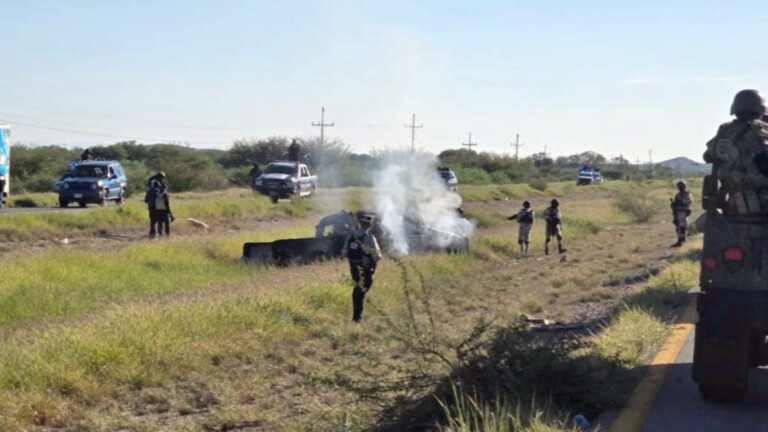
[723,246,744,272]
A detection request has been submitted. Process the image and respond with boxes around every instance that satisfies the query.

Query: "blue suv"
[58,161,127,208]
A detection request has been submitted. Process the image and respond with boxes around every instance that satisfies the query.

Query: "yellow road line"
[608,299,698,432]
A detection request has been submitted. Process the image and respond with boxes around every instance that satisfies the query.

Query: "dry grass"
[0,180,701,430]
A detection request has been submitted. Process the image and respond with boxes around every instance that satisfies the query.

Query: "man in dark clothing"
[148,171,167,190]
[81,148,94,161]
[288,139,301,162]
[144,182,175,238]
[342,214,382,322]
[248,163,262,189]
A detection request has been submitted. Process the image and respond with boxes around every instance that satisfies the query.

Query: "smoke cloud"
[373,152,473,255]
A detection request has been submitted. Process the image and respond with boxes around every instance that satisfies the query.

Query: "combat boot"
[558,245,567,254]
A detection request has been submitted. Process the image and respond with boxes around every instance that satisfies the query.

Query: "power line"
[462,133,478,151]
[511,133,524,160]
[0,117,229,146]
[404,113,423,154]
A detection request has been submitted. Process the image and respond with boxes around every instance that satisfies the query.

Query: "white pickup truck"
[253,161,317,203]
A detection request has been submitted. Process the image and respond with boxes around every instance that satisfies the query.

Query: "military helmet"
[523,200,531,208]
[730,89,767,117]
[677,180,687,189]
[551,198,559,207]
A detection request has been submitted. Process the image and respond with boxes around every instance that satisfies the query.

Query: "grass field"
[0,180,701,431]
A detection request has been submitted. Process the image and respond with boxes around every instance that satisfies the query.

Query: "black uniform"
[288,140,301,162]
[343,228,382,322]
[81,148,94,161]
[145,186,174,238]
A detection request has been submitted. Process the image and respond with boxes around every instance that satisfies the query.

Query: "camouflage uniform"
[542,199,566,255]
[508,204,534,255]
[704,119,768,215]
[671,186,693,247]
[342,225,382,322]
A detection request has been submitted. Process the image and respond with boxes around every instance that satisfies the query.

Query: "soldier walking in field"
[542,198,566,255]
[507,200,534,255]
[671,181,693,247]
[342,214,382,322]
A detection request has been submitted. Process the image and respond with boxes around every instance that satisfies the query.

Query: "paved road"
[640,329,768,432]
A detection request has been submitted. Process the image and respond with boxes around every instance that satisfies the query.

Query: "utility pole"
[404,113,423,154]
[462,133,478,151]
[511,133,524,160]
[647,149,653,173]
[311,106,334,169]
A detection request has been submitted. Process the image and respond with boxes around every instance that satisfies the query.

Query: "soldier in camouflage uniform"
[703,89,768,215]
[342,214,382,322]
[542,198,566,255]
[507,200,534,255]
[670,180,693,247]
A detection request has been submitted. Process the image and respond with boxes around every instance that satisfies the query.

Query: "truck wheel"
[78,201,87,208]
[698,383,747,403]
[59,199,69,208]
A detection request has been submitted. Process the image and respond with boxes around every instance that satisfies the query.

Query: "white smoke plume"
[373,152,474,255]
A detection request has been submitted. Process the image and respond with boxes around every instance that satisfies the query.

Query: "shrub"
[489,170,511,184]
[614,190,665,223]
[528,177,548,191]
[454,167,492,185]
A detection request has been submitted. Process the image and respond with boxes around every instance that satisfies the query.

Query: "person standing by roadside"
[670,181,693,247]
[507,200,534,255]
[154,185,175,237]
[542,199,566,255]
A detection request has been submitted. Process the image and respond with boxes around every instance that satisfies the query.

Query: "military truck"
[694,174,768,402]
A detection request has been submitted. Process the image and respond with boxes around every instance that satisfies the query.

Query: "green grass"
[0,224,315,327]
[0,181,702,430]
[0,189,313,241]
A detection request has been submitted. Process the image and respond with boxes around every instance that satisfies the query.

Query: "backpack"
[518,210,533,224]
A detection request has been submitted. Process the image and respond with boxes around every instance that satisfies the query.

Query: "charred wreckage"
[243,210,470,265]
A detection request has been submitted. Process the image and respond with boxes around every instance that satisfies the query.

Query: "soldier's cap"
[551,198,559,206]
[523,200,531,207]
[677,180,687,188]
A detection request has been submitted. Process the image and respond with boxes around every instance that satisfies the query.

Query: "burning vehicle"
[243,210,470,265]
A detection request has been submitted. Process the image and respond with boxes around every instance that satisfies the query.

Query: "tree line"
[10,138,673,195]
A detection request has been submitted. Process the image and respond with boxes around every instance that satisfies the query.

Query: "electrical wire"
[0,117,230,146]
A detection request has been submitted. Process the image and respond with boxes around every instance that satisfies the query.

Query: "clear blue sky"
[1,0,765,162]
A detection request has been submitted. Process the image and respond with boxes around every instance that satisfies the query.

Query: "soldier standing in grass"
[144,181,175,238]
[671,181,693,247]
[542,198,566,255]
[507,200,534,255]
[342,214,382,322]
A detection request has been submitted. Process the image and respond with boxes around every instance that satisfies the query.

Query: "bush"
[489,170,511,184]
[454,167,492,185]
[528,177,548,191]
[614,190,665,223]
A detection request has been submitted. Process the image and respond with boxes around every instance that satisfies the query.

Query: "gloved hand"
[170,214,176,222]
